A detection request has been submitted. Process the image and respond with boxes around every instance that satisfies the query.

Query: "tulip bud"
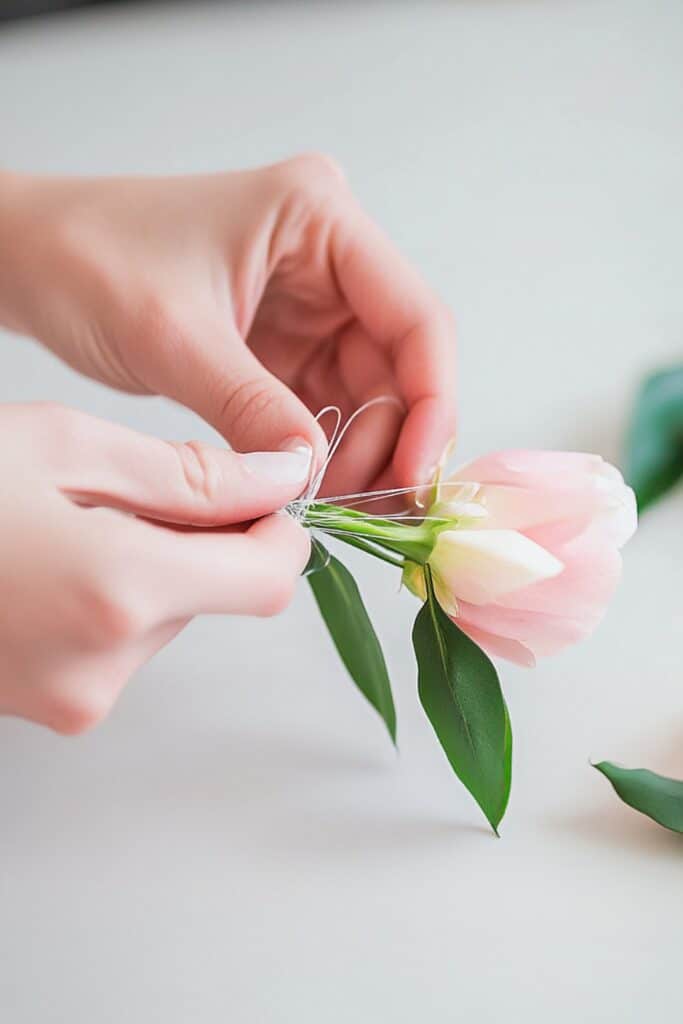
[428,529,563,607]
[417,450,636,665]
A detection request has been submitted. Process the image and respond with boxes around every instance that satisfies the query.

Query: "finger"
[297,338,356,434]
[366,463,408,515]
[47,407,313,525]
[331,200,457,487]
[317,400,400,500]
[47,616,190,734]
[170,326,329,473]
[394,393,455,492]
[84,508,311,622]
[317,323,403,498]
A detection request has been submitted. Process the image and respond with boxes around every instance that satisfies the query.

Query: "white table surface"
[1,2,681,1021]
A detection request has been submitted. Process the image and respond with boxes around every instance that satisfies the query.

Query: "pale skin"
[0,154,456,734]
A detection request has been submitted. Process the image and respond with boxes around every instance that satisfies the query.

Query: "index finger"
[331,199,457,490]
[82,508,311,622]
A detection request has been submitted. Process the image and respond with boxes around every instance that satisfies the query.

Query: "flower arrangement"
[293,406,637,834]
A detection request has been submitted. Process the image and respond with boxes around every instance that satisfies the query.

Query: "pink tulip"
[406,451,637,666]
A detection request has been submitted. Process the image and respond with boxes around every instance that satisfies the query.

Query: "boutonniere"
[290,402,637,834]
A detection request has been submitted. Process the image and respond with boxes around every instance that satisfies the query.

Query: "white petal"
[429,529,564,606]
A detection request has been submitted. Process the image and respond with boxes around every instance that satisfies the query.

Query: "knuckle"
[75,576,142,651]
[291,151,345,183]
[219,377,280,444]
[275,152,346,206]
[169,440,221,506]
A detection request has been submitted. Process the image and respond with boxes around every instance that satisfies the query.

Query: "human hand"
[0,402,311,733]
[0,157,456,499]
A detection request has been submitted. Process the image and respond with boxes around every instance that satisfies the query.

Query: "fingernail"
[242,440,312,485]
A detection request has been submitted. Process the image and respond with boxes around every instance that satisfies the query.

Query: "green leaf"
[412,572,512,834]
[593,762,683,834]
[304,537,331,576]
[624,365,683,511]
[307,545,397,744]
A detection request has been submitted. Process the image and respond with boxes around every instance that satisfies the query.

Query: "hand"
[0,156,456,499]
[0,402,311,733]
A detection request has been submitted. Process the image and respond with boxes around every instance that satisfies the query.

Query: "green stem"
[331,531,406,569]
[424,563,437,603]
[303,502,436,563]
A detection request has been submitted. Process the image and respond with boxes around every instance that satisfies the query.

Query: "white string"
[290,395,405,523]
[289,396,473,545]
[302,395,403,504]
[319,479,471,508]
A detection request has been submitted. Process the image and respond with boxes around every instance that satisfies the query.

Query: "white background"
[0,2,681,1020]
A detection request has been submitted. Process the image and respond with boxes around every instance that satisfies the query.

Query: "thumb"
[45,407,314,526]
[180,333,328,467]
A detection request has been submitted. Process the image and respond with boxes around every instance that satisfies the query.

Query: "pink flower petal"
[450,450,603,489]
[456,600,589,658]
[445,452,637,549]
[455,621,536,668]
[497,525,623,623]
[423,449,636,665]
[472,484,602,538]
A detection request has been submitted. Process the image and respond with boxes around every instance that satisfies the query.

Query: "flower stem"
[331,531,406,568]
[302,501,435,563]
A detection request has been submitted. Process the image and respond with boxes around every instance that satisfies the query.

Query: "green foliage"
[624,365,683,510]
[307,543,397,744]
[304,537,332,576]
[594,762,683,834]
[412,571,512,834]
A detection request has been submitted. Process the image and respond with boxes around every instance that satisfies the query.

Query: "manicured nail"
[242,441,312,485]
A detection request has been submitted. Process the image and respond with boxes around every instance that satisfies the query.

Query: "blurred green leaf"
[594,762,683,833]
[412,572,512,834]
[307,545,397,744]
[624,365,683,511]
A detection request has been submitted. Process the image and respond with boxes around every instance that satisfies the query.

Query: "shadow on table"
[0,716,491,865]
[550,804,681,859]
[549,726,683,860]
